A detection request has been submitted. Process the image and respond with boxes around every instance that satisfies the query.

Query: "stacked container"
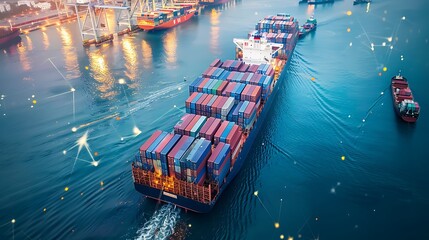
[207,142,231,186]
[185,138,212,185]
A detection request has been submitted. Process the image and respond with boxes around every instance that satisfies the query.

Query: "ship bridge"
[233,36,283,65]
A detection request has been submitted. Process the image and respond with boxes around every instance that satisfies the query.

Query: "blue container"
[220,122,235,143]
[190,93,203,110]
[190,77,203,93]
[245,73,254,84]
[188,139,211,170]
[238,101,250,117]
[207,95,218,115]
[173,136,195,176]
[160,134,181,165]
[146,131,168,159]
[207,79,218,94]
[203,79,214,94]
[190,116,207,137]
[219,70,230,80]
[235,83,246,101]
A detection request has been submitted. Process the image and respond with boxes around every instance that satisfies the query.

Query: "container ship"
[199,0,230,6]
[391,74,420,123]
[0,27,21,46]
[137,3,197,31]
[298,16,317,38]
[132,13,299,213]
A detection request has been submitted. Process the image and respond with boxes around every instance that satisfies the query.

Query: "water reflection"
[306,4,315,16]
[163,28,177,65]
[59,27,79,79]
[41,31,50,50]
[210,8,220,54]
[141,39,153,69]
[122,37,138,83]
[17,38,31,71]
[87,50,117,99]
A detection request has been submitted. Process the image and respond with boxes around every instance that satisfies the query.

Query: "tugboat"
[298,16,317,38]
[391,74,420,123]
[353,0,371,5]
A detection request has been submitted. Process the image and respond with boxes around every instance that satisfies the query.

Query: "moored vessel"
[391,74,420,123]
[0,27,21,46]
[353,0,371,5]
[308,0,334,5]
[137,3,197,31]
[132,13,299,213]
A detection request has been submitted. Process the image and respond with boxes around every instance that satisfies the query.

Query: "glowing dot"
[331,187,336,193]
[61,196,64,200]
[348,115,351,118]
[32,95,35,98]
[31,105,34,108]
[254,12,258,15]
[64,187,69,191]
[382,42,386,47]
[178,87,181,90]
[92,161,99,167]
[288,237,294,240]
[43,208,47,212]
[381,92,384,95]
[311,77,315,81]
[94,152,99,156]
[118,78,126,84]
[63,150,67,155]
[349,42,353,47]
[71,88,76,92]
[390,45,394,49]
[347,28,351,32]
[298,234,302,238]
[402,16,406,20]
[387,37,392,42]
[71,127,77,132]
[337,182,341,186]
[11,219,16,224]
[341,156,345,161]
[120,137,124,141]
[28,98,30,101]
[346,10,352,16]
[315,217,319,221]
[133,126,142,136]
[383,67,387,72]
[274,222,280,228]
[85,66,89,70]
[188,224,192,227]
[32,100,37,104]
[80,192,84,196]
[254,191,259,196]
[378,72,382,76]
[280,235,285,239]
[115,116,121,121]
[100,181,104,186]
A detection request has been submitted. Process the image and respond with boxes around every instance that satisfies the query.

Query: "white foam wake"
[135,204,181,240]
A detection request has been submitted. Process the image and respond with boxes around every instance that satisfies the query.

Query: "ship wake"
[135,204,181,240]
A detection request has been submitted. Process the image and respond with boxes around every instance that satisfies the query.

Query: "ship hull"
[138,11,195,31]
[199,0,230,6]
[0,28,21,46]
[134,44,296,213]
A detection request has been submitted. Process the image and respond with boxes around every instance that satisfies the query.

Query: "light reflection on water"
[141,39,153,69]
[210,8,220,54]
[163,28,177,65]
[59,27,80,79]
[122,37,138,84]
[87,50,117,99]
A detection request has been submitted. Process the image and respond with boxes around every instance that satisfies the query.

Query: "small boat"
[391,74,420,123]
[298,16,317,38]
[353,0,371,5]
[308,0,334,5]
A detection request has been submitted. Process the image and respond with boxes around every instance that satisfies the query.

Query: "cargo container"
[132,12,299,213]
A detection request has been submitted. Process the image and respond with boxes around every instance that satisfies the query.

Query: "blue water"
[1,0,429,239]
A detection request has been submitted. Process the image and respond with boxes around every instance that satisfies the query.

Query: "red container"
[174,114,196,134]
[199,117,215,138]
[250,73,262,85]
[250,85,262,102]
[202,66,212,77]
[221,60,233,69]
[223,82,237,97]
[217,97,228,115]
[238,64,249,72]
[241,72,250,83]
[211,96,224,117]
[197,78,210,92]
[186,92,198,108]
[196,93,208,112]
[139,130,163,160]
[167,135,189,177]
[201,94,213,113]
[241,85,252,101]
[184,115,201,136]
[206,67,217,77]
[210,59,222,67]
[154,134,173,160]
[214,121,230,145]
[227,72,236,81]
[247,64,259,73]
[205,118,222,143]
[244,102,256,118]
[217,81,229,95]
[207,142,226,169]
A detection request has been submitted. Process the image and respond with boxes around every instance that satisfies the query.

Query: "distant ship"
[199,0,230,6]
[391,75,420,123]
[0,27,21,46]
[353,0,371,5]
[308,0,334,4]
[137,3,196,31]
[298,16,317,38]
